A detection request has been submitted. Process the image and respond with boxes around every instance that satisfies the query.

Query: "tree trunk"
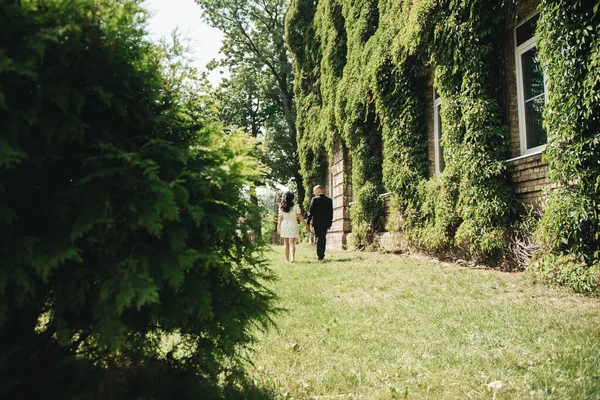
[279,77,297,144]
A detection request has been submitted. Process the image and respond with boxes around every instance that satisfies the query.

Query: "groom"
[306,185,333,261]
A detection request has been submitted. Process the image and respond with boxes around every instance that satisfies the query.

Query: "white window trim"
[433,94,443,175]
[515,15,547,156]
[505,149,544,164]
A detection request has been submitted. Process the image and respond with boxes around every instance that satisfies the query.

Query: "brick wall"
[326,140,352,249]
[506,153,549,207]
[381,192,391,219]
[378,192,395,234]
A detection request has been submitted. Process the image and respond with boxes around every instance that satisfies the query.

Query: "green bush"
[0,0,275,397]
[531,253,600,295]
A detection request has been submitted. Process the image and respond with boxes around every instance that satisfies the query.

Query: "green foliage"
[415,175,460,252]
[425,0,517,259]
[288,0,599,289]
[374,60,429,202]
[533,0,600,294]
[333,0,386,244]
[285,0,328,210]
[287,0,517,259]
[0,0,275,397]
[197,0,308,210]
[531,253,599,295]
[349,181,385,248]
[212,63,272,138]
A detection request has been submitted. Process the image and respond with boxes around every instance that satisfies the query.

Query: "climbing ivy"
[426,0,518,259]
[532,0,600,294]
[287,0,598,281]
[287,0,517,258]
[285,0,327,210]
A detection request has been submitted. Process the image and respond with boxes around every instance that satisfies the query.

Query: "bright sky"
[144,0,225,86]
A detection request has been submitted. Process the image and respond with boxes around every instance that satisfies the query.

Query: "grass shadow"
[298,257,362,264]
[223,379,275,400]
[330,257,359,263]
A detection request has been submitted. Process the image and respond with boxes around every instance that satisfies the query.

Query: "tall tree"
[196,0,306,211]
[212,62,271,138]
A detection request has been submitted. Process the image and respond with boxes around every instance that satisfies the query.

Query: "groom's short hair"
[313,185,324,194]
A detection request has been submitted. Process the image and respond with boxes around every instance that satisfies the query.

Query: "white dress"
[279,204,300,238]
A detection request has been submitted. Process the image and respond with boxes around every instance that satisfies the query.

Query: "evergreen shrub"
[0,0,275,397]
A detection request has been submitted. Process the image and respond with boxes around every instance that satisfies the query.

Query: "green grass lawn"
[244,244,600,399]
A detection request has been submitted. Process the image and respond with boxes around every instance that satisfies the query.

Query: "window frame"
[515,13,547,156]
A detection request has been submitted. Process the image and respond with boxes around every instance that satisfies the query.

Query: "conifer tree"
[0,0,275,397]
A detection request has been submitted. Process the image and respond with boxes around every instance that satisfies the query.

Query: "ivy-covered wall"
[286,0,600,293]
[531,0,600,293]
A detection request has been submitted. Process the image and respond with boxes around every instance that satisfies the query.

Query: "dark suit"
[307,194,333,260]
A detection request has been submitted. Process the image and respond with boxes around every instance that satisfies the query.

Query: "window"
[433,89,445,174]
[515,14,547,155]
